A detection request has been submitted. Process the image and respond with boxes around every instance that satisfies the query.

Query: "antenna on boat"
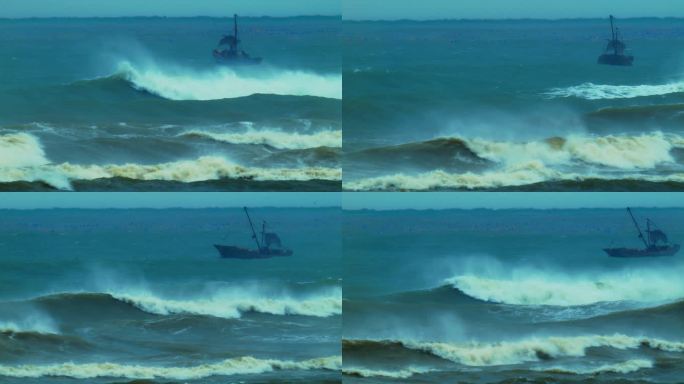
[627,207,648,248]
[244,207,262,251]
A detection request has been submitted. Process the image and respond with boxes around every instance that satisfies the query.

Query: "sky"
[0,193,340,209]
[343,193,684,210]
[344,0,684,20]
[0,0,340,18]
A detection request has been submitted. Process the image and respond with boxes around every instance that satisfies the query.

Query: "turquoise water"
[343,19,684,191]
[0,17,342,191]
[344,208,684,383]
[0,207,341,383]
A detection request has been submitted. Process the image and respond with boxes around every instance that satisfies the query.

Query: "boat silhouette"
[212,14,262,65]
[597,15,634,66]
[214,207,292,259]
[603,208,679,258]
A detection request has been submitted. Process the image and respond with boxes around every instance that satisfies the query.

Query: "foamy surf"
[446,271,684,306]
[464,132,677,170]
[117,61,342,100]
[0,355,341,379]
[545,81,684,100]
[0,133,50,168]
[181,128,342,149]
[108,286,342,318]
[539,359,653,375]
[1,154,340,190]
[343,366,436,379]
[398,334,684,366]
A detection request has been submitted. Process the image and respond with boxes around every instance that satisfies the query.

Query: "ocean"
[0,207,341,383]
[342,18,684,191]
[0,17,341,191]
[343,207,684,383]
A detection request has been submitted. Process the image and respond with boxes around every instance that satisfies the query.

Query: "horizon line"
[0,14,341,20]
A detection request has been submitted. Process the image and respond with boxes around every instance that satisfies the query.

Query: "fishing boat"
[212,14,262,65]
[597,15,634,66]
[603,208,679,258]
[214,207,292,259]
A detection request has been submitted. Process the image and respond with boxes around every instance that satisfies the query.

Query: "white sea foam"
[343,366,436,378]
[465,132,677,170]
[118,61,342,100]
[399,334,684,366]
[0,355,340,379]
[0,133,50,168]
[546,81,684,100]
[0,155,340,190]
[446,269,684,306]
[182,128,342,149]
[345,131,684,190]
[108,286,342,319]
[540,359,653,375]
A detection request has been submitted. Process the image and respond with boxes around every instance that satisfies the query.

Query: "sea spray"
[445,267,684,306]
[180,128,342,149]
[117,61,342,100]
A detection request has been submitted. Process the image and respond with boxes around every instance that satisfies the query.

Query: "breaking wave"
[446,271,684,306]
[343,366,436,379]
[344,132,684,190]
[117,61,342,100]
[0,355,340,379]
[0,133,50,168]
[545,81,684,100]
[539,359,653,375]
[464,132,678,170]
[354,335,684,367]
[181,128,342,149]
[0,138,340,190]
[108,286,342,318]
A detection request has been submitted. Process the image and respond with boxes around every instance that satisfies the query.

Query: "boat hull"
[603,244,680,258]
[214,244,292,259]
[598,54,634,66]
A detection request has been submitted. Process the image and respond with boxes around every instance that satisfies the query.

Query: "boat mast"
[610,15,618,55]
[627,207,648,248]
[244,207,262,250]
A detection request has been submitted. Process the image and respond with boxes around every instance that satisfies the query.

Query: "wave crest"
[181,128,342,149]
[117,61,341,100]
[109,287,342,319]
[0,133,50,168]
[343,366,435,378]
[398,334,684,366]
[2,155,340,191]
[546,81,684,100]
[446,272,684,306]
[540,359,653,375]
[0,355,340,379]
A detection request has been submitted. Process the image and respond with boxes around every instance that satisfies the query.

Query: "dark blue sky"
[1,0,339,18]
[344,0,684,20]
